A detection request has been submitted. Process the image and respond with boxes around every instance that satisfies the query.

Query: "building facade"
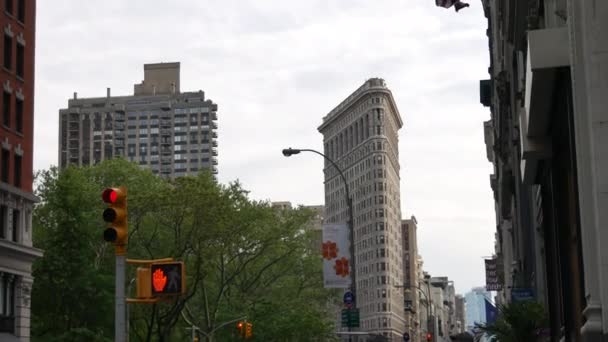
[464,287,489,332]
[454,295,465,334]
[318,78,405,340]
[402,217,420,341]
[0,0,42,340]
[59,62,218,178]
[481,1,608,341]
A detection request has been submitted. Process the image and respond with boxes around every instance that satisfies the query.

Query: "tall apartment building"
[402,216,419,341]
[0,0,42,340]
[318,78,405,340]
[59,63,218,178]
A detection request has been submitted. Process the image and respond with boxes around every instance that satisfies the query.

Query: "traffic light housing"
[151,262,186,296]
[102,186,128,255]
[245,322,252,339]
[236,321,244,337]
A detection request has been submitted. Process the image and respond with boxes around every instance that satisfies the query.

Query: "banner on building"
[485,258,503,291]
[322,224,351,288]
[485,298,498,324]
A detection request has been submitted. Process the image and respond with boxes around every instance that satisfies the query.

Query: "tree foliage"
[474,301,548,342]
[31,159,338,341]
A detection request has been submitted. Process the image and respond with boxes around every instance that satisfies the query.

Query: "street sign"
[511,288,535,302]
[343,291,354,307]
[341,308,360,328]
[403,332,410,341]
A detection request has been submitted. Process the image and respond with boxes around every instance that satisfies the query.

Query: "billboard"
[322,224,351,288]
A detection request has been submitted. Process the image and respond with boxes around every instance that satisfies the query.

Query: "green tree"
[31,159,338,341]
[475,301,548,342]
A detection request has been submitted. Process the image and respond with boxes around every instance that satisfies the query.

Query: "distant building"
[454,295,466,334]
[0,1,43,340]
[58,62,218,178]
[318,78,405,340]
[464,287,489,332]
[402,217,419,340]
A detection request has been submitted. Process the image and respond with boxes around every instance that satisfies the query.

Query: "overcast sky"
[35,0,495,295]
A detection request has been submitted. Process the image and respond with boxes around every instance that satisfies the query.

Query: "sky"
[35,0,496,294]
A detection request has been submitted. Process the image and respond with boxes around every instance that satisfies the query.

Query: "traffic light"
[426,332,433,342]
[236,321,244,337]
[245,322,253,339]
[150,262,185,296]
[102,186,128,255]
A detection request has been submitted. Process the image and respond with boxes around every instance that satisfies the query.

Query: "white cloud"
[35,0,494,294]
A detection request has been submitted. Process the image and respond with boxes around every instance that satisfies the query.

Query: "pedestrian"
[436,0,470,12]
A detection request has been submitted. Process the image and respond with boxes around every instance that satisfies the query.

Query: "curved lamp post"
[395,283,433,340]
[282,148,357,309]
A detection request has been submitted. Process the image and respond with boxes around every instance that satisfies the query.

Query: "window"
[16,0,24,22]
[11,209,18,241]
[2,91,9,127]
[13,154,20,187]
[3,34,11,70]
[4,0,12,14]
[15,43,23,78]
[15,97,22,133]
[0,273,15,333]
[0,206,5,239]
[1,150,8,183]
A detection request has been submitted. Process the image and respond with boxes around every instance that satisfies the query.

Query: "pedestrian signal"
[150,262,185,295]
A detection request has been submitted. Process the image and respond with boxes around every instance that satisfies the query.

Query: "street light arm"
[291,149,349,196]
[281,147,357,312]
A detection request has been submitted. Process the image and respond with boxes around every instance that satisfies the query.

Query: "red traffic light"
[237,322,243,329]
[102,188,118,203]
[426,333,432,341]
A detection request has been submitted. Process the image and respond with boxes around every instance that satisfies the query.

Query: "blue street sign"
[403,332,410,341]
[343,291,354,305]
[511,288,535,302]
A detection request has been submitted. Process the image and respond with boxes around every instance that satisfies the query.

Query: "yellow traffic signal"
[245,322,253,339]
[102,186,128,255]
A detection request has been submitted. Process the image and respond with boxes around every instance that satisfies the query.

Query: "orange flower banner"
[322,223,351,288]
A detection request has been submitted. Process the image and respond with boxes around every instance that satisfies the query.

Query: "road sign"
[511,288,535,302]
[403,332,410,341]
[341,308,360,328]
[343,291,354,307]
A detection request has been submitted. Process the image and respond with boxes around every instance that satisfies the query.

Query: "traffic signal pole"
[102,186,128,342]
[116,254,126,342]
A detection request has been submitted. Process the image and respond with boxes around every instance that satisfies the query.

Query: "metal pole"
[126,277,135,342]
[295,149,357,341]
[116,255,126,342]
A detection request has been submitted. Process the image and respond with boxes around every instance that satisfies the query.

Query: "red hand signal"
[152,268,167,292]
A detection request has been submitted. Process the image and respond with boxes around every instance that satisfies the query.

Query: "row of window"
[3,32,25,79]
[2,90,23,133]
[0,149,21,187]
[324,108,385,162]
[4,0,26,23]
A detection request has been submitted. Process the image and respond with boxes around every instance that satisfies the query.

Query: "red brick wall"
[0,0,36,193]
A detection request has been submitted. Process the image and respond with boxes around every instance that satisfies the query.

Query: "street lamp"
[281,148,357,308]
[395,283,433,341]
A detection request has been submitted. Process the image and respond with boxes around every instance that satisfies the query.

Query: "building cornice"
[318,78,403,132]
